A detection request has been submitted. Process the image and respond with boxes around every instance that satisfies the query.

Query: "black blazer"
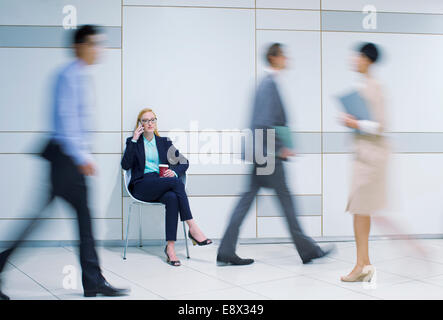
[121,135,189,193]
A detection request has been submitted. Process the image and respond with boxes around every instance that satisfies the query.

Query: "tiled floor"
[2,239,443,300]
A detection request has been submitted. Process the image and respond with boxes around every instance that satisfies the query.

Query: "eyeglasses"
[140,118,157,124]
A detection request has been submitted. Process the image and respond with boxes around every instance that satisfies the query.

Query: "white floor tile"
[307,266,412,293]
[234,243,299,261]
[420,274,443,288]
[173,286,270,300]
[363,280,443,300]
[1,265,57,300]
[189,259,296,287]
[406,244,443,264]
[376,256,443,279]
[4,239,443,300]
[7,247,82,292]
[244,275,377,300]
[52,270,161,300]
[262,255,354,276]
[142,269,233,299]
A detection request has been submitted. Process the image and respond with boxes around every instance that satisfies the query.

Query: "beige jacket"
[346,76,390,215]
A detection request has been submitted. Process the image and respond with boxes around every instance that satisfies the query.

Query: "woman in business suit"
[340,43,389,282]
[121,108,212,266]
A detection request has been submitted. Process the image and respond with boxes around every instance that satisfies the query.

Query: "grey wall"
[1,0,443,242]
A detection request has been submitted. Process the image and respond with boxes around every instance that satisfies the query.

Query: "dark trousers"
[218,162,323,261]
[0,142,104,291]
[132,173,193,241]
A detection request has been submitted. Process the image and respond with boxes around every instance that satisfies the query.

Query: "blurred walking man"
[0,25,129,299]
[217,43,334,266]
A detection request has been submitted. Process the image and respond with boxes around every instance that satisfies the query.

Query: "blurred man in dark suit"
[217,43,334,266]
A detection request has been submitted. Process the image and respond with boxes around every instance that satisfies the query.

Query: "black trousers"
[0,141,104,291]
[218,162,323,261]
[132,173,193,241]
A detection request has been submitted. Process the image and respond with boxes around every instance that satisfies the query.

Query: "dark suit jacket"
[247,73,287,164]
[121,135,189,193]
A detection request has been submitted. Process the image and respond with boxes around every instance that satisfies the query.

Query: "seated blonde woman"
[121,108,212,266]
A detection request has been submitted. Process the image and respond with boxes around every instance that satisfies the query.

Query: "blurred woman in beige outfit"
[340,43,389,282]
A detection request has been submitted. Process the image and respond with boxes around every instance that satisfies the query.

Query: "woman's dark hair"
[266,43,283,65]
[73,25,100,45]
[358,42,380,63]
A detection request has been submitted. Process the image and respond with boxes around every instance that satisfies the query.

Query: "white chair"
[122,169,190,260]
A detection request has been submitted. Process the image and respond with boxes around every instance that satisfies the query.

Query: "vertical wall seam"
[121,0,124,240]
[320,0,324,237]
[255,0,258,239]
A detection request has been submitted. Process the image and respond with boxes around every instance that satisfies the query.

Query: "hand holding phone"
[133,122,144,140]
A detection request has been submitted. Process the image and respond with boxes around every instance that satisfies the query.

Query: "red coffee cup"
[159,164,169,177]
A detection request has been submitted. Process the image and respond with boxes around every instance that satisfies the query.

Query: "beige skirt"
[346,136,390,216]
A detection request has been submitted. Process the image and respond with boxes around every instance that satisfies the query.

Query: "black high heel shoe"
[188,231,212,246]
[164,245,181,267]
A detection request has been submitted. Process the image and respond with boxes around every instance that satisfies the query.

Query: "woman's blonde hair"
[135,108,159,136]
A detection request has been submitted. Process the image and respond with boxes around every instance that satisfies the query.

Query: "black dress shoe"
[84,281,130,297]
[164,245,181,267]
[188,231,212,246]
[216,253,254,266]
[302,244,336,264]
[0,277,9,300]
[0,289,10,300]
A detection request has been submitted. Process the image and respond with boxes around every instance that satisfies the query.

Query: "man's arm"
[252,81,285,155]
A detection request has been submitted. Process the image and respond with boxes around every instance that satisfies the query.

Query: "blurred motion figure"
[0,25,129,299]
[217,43,334,266]
[340,43,389,282]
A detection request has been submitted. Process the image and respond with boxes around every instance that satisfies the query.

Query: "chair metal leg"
[139,204,143,247]
[123,203,132,260]
[183,221,190,259]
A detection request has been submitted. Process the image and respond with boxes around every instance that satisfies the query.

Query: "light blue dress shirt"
[139,136,177,177]
[52,59,93,166]
[143,135,160,174]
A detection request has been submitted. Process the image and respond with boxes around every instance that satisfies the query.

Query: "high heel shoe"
[164,245,181,267]
[341,265,375,282]
[188,231,212,246]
